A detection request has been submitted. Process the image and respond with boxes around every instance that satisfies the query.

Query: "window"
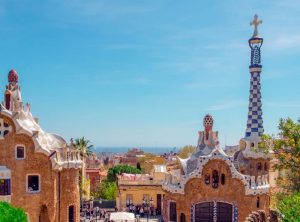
[0,179,11,195]
[27,175,40,193]
[68,205,75,222]
[264,162,268,171]
[257,162,262,171]
[3,123,10,136]
[126,194,133,206]
[16,146,25,159]
[5,93,11,110]
[204,174,210,185]
[180,213,186,222]
[169,202,177,222]
[256,197,260,208]
[212,170,219,189]
[221,174,225,185]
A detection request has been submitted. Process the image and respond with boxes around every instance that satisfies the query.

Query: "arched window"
[221,174,225,185]
[204,174,210,185]
[256,197,260,208]
[68,205,75,222]
[212,170,219,189]
[180,213,186,222]
[264,162,268,171]
[257,162,262,171]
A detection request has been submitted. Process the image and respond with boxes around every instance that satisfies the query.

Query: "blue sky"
[0,0,299,149]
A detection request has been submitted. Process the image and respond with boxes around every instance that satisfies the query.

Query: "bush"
[0,201,27,222]
[277,192,300,222]
[92,179,117,200]
[107,165,141,182]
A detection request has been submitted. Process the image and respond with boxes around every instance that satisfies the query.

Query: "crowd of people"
[80,206,111,221]
[127,204,160,217]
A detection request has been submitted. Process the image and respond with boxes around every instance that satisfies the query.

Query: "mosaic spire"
[245,15,264,141]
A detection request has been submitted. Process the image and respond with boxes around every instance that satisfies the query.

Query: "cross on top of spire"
[250,14,262,38]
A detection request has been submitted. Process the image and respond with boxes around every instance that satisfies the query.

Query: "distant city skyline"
[0,0,299,147]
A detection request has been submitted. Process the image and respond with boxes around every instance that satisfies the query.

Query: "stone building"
[162,15,272,222]
[0,69,83,221]
[86,168,107,193]
[116,165,167,215]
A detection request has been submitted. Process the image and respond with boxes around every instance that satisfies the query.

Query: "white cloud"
[271,34,300,50]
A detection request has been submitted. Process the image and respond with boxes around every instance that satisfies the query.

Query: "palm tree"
[73,137,94,203]
[73,137,93,158]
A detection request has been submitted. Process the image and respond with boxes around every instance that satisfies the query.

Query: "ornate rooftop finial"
[8,69,18,84]
[250,14,262,38]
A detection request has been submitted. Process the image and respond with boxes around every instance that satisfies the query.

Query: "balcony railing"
[49,147,83,170]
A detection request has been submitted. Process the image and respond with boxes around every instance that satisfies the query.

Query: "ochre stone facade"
[163,159,269,222]
[0,114,81,222]
[0,69,82,222]
[117,173,165,214]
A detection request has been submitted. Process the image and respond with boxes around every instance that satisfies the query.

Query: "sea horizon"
[92,146,179,154]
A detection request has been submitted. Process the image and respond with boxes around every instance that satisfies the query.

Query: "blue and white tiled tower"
[245,14,264,142]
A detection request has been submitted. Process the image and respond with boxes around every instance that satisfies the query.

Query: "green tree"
[261,118,300,220]
[271,118,300,191]
[92,179,117,200]
[0,202,27,222]
[177,145,196,159]
[73,137,94,200]
[107,165,141,182]
[277,192,300,222]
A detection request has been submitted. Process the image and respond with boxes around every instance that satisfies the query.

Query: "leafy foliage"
[0,202,27,222]
[257,134,274,154]
[277,192,300,222]
[272,118,300,191]
[107,165,141,182]
[73,137,94,157]
[177,145,196,158]
[92,179,117,200]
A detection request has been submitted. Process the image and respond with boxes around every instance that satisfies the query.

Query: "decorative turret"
[245,14,264,142]
[4,69,23,111]
[195,114,219,156]
[203,114,213,140]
